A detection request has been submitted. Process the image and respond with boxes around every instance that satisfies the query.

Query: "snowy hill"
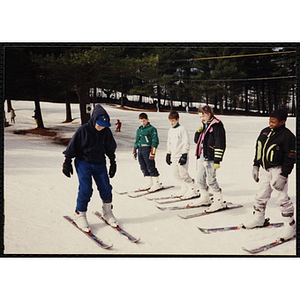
[4,100,296,256]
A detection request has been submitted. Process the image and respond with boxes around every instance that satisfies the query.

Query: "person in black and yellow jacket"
[242,109,296,241]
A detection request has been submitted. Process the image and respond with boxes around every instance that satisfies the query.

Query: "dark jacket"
[253,124,295,177]
[194,117,226,164]
[63,104,117,164]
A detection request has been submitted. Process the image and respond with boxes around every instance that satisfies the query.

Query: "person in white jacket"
[166,111,199,199]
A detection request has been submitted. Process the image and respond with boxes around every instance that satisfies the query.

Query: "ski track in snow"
[3,100,297,255]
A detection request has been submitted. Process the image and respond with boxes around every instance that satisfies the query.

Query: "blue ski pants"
[138,146,159,177]
[75,159,112,212]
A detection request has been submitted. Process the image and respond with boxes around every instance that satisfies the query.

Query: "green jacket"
[134,122,159,149]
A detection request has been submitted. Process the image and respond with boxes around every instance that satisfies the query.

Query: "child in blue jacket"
[62,104,117,231]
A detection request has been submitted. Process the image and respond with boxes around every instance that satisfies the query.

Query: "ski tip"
[156,206,166,211]
[242,247,260,254]
[177,214,187,219]
[132,238,141,243]
[241,246,252,253]
[115,191,128,195]
[197,227,210,234]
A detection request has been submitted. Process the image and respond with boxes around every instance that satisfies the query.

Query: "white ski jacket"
[167,124,190,161]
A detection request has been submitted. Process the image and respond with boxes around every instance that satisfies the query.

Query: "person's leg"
[270,167,296,240]
[74,159,93,231]
[75,159,93,212]
[92,161,112,203]
[138,147,153,190]
[243,168,272,228]
[92,161,117,226]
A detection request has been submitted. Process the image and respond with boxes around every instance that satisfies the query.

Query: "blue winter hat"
[96,115,111,127]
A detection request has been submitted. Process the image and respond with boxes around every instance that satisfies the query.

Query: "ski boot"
[139,176,153,191]
[74,210,90,232]
[149,176,162,192]
[171,183,188,198]
[188,188,212,206]
[278,214,296,241]
[102,203,118,227]
[205,190,226,212]
[242,207,265,229]
[181,181,200,200]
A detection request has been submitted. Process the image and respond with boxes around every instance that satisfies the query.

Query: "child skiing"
[193,105,226,211]
[242,109,296,241]
[62,104,118,232]
[166,111,198,199]
[133,113,162,192]
[115,119,122,132]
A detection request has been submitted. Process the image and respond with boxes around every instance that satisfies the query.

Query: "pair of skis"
[155,200,294,253]
[155,199,242,219]
[197,218,295,254]
[64,211,140,250]
[115,186,295,254]
[116,185,174,198]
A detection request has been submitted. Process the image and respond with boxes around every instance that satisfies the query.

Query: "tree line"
[4,45,297,126]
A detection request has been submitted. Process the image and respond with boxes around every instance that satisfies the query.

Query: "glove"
[62,157,73,178]
[133,148,137,160]
[197,126,204,133]
[109,160,117,178]
[252,166,259,182]
[149,147,156,160]
[179,153,188,165]
[166,153,172,165]
[214,163,220,169]
[273,175,287,191]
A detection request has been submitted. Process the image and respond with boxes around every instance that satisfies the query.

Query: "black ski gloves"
[62,157,73,178]
[166,153,172,165]
[109,159,117,178]
[179,153,188,165]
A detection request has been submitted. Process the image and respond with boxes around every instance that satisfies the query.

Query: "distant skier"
[133,112,162,192]
[192,105,226,211]
[166,111,198,199]
[10,108,16,123]
[32,110,38,126]
[62,104,118,232]
[115,119,122,132]
[242,109,296,241]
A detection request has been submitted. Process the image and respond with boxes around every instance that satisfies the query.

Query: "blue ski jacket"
[63,104,117,164]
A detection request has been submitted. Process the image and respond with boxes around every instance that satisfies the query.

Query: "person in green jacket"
[133,113,162,191]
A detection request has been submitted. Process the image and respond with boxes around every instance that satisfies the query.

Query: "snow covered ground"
[4,100,297,256]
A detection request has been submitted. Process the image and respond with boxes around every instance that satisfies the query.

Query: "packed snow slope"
[4,100,296,255]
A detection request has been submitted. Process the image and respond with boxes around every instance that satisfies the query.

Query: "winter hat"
[96,115,111,127]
